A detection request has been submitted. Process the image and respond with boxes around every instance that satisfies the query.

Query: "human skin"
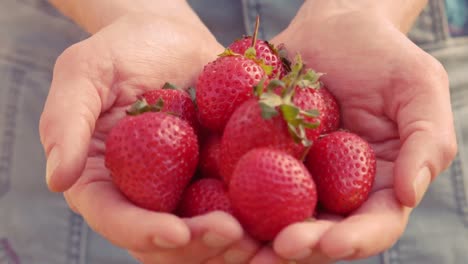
[266,1,457,263]
[41,0,457,263]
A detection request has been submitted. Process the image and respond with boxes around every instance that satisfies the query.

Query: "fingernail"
[414,167,431,205]
[46,148,60,186]
[223,249,249,264]
[202,232,231,248]
[153,236,178,249]
[290,248,312,260]
[330,249,355,259]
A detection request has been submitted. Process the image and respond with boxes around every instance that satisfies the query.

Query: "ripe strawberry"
[177,178,232,217]
[229,37,285,78]
[105,102,199,212]
[220,57,322,183]
[317,87,340,134]
[293,86,326,141]
[142,83,199,133]
[198,134,222,179]
[196,54,267,132]
[229,148,317,241]
[305,131,376,215]
[219,99,307,184]
[229,16,287,78]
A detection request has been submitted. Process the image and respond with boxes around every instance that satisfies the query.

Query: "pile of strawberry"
[105,20,376,242]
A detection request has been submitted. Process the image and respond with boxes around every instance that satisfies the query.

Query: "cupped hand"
[39,13,260,264]
[269,6,458,263]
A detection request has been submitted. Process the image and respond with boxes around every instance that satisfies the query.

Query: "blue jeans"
[1,0,467,263]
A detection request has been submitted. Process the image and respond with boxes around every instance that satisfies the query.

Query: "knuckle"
[54,42,91,75]
[416,56,449,90]
[401,52,449,93]
[441,135,458,165]
[427,58,449,88]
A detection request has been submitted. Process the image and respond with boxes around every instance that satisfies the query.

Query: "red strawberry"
[105,102,199,212]
[196,54,267,132]
[305,131,376,215]
[142,83,199,133]
[220,57,322,183]
[229,148,317,241]
[229,37,285,78]
[317,87,340,134]
[293,86,326,141]
[219,99,307,184]
[177,178,232,217]
[198,134,222,179]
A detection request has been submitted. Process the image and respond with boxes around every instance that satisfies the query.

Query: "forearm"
[303,0,428,33]
[48,0,190,34]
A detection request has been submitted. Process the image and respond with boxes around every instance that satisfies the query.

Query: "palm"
[66,13,223,217]
[74,14,223,188]
[269,12,451,261]
[44,14,264,264]
[275,13,410,201]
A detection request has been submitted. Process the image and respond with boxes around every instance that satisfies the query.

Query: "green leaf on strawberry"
[162,82,178,90]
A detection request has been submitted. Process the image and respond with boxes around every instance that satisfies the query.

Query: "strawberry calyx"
[218,48,239,57]
[254,55,324,147]
[272,43,292,74]
[163,81,197,104]
[244,48,273,76]
[218,48,273,76]
[187,86,197,104]
[162,82,178,90]
[281,54,323,92]
[126,98,164,116]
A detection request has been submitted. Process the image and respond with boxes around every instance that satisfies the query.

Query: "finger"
[182,211,244,260]
[206,234,260,264]
[138,211,245,264]
[319,189,411,260]
[296,252,333,264]
[39,42,113,192]
[67,158,190,252]
[249,247,287,264]
[273,220,336,261]
[392,58,457,207]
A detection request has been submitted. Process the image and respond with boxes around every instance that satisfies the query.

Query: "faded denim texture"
[0,0,467,263]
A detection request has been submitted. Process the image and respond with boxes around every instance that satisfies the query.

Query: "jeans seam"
[67,212,88,264]
[241,0,265,38]
[241,0,252,36]
[387,243,401,264]
[381,251,391,264]
[451,154,468,227]
[0,67,25,198]
[253,0,266,40]
[429,0,450,42]
[0,238,20,264]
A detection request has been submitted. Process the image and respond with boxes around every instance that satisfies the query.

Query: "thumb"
[393,59,457,207]
[39,44,110,192]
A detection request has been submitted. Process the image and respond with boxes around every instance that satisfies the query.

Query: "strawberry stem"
[251,15,260,48]
[299,145,312,161]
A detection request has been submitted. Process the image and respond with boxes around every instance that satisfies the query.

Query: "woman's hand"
[39,13,260,264]
[269,3,457,263]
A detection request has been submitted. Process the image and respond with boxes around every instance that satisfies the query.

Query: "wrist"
[302,0,427,33]
[49,0,191,34]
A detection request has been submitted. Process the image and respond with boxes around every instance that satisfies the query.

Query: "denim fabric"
[446,0,468,36]
[0,0,467,263]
